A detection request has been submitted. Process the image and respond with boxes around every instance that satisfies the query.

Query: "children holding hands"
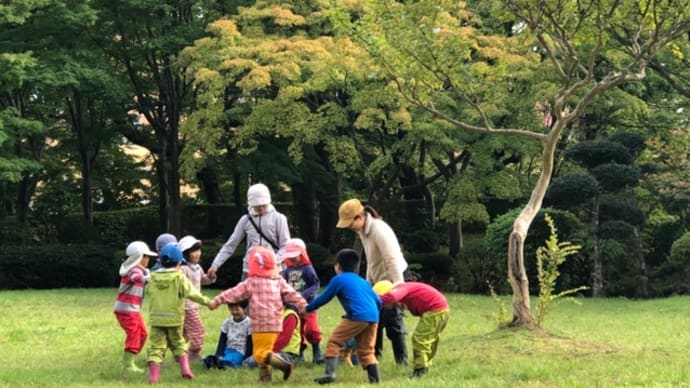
[209,245,307,382]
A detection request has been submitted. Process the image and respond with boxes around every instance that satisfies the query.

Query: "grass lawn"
[1,288,689,387]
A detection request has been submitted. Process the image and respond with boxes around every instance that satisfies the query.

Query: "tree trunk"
[167,127,181,236]
[448,220,461,258]
[591,196,604,297]
[634,227,648,298]
[197,167,222,204]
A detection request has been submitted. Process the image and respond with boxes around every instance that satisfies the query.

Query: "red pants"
[301,311,323,345]
[115,312,148,354]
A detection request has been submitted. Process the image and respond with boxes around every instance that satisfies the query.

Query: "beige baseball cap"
[336,199,364,228]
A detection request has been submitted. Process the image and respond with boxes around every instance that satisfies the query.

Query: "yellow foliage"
[207,19,241,39]
[237,66,272,91]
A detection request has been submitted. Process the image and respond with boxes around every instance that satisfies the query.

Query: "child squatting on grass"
[208,245,307,383]
[301,248,382,385]
[373,280,450,378]
[145,243,212,384]
[179,235,216,361]
[114,241,157,373]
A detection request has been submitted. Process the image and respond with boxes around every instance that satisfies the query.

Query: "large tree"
[343,0,690,327]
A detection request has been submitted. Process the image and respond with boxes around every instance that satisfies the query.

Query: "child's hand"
[208,300,218,310]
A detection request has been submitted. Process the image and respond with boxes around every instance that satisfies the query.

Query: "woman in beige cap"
[336,198,409,366]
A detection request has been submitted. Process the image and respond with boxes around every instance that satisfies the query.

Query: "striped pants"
[183,309,205,355]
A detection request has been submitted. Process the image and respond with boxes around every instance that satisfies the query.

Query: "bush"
[403,229,440,254]
[57,216,101,244]
[456,239,506,294]
[0,243,119,289]
[406,252,455,291]
[0,218,37,246]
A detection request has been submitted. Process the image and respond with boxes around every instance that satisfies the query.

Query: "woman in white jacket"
[336,198,410,366]
[207,183,290,281]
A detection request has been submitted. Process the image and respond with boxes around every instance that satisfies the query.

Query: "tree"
[341,0,690,326]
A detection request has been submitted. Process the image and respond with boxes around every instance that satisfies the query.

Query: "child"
[145,243,211,384]
[243,304,302,367]
[179,235,215,361]
[209,246,307,382]
[114,241,157,373]
[302,249,382,384]
[151,233,177,271]
[203,300,252,369]
[373,281,450,378]
[281,238,324,364]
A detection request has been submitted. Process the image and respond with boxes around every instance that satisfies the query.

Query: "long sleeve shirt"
[114,265,149,314]
[358,215,408,285]
[211,205,290,273]
[306,272,381,323]
[379,282,449,316]
[281,264,320,302]
[181,263,215,310]
[212,276,307,333]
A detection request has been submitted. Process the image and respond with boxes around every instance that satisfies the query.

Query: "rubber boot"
[266,352,294,381]
[409,367,428,378]
[366,363,380,383]
[312,342,325,364]
[258,364,272,382]
[176,354,194,379]
[390,334,408,366]
[314,357,338,384]
[297,345,306,364]
[148,363,161,384]
[188,350,202,362]
[122,352,145,373]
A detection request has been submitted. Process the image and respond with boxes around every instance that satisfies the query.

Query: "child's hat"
[373,280,394,296]
[155,233,177,251]
[120,241,157,276]
[159,243,186,265]
[281,238,312,266]
[248,245,277,277]
[247,183,271,207]
[178,235,202,253]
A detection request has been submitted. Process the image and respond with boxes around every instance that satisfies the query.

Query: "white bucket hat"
[178,235,202,253]
[247,183,271,207]
[119,241,157,276]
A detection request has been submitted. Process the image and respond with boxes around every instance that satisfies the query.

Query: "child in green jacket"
[145,243,211,384]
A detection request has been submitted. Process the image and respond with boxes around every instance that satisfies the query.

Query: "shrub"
[403,229,440,254]
[0,244,119,289]
[57,216,101,244]
[0,218,37,246]
[405,252,455,290]
[456,239,506,294]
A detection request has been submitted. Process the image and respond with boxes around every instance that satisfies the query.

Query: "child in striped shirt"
[114,241,157,373]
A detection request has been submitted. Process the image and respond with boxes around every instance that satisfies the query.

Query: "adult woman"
[336,198,409,366]
[207,183,290,281]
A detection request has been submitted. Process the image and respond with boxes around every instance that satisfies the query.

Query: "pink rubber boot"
[148,363,161,384]
[177,354,194,379]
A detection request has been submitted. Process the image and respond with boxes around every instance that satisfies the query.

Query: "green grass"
[1,289,690,387]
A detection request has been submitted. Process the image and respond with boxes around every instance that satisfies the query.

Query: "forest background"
[3,0,690,313]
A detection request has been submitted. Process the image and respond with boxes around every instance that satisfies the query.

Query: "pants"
[301,311,323,345]
[412,309,449,369]
[115,312,148,354]
[252,332,279,367]
[147,325,188,364]
[183,309,205,355]
[324,319,378,368]
[375,304,407,355]
[221,348,245,367]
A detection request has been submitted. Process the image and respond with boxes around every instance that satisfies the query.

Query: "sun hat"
[282,238,312,266]
[155,233,177,251]
[373,280,394,296]
[159,243,186,265]
[336,198,364,228]
[119,241,157,276]
[247,245,277,278]
[247,183,271,207]
[178,235,202,253]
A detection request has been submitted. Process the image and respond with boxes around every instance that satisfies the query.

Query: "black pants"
[374,270,411,364]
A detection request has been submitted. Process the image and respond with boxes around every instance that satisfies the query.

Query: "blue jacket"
[306,272,381,323]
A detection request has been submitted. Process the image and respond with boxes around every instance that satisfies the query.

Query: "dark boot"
[409,367,428,378]
[312,342,325,364]
[314,357,338,384]
[366,363,380,383]
[266,352,294,381]
[258,365,272,382]
[390,334,408,366]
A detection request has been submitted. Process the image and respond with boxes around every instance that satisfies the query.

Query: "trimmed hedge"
[0,244,120,289]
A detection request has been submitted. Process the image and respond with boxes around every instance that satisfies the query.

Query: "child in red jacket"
[373,281,449,378]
